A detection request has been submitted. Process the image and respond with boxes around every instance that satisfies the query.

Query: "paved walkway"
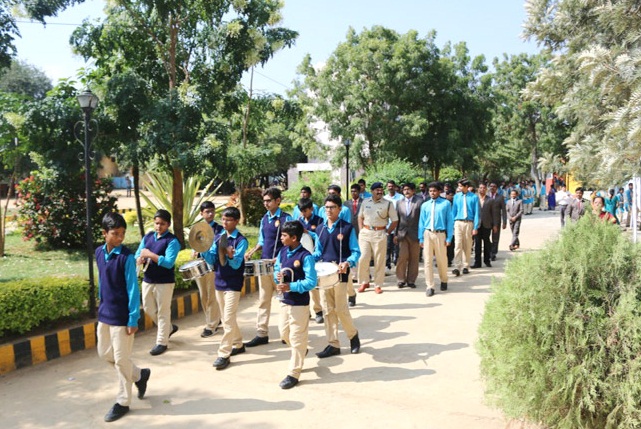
[0,209,561,429]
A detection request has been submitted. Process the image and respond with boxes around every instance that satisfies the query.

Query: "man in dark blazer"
[472,183,500,268]
[567,187,588,222]
[488,182,507,261]
[343,183,363,306]
[506,189,523,251]
[394,182,424,288]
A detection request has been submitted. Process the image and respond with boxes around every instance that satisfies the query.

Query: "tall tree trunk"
[172,167,185,248]
[133,162,145,238]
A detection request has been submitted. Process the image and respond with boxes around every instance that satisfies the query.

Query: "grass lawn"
[0,225,260,283]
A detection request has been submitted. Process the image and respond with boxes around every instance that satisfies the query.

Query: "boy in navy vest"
[313,194,361,358]
[192,201,223,338]
[274,221,317,389]
[297,197,325,324]
[135,209,180,356]
[244,188,292,347]
[201,207,248,370]
[96,212,150,422]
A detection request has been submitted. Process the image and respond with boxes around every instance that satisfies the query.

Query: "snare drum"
[315,262,340,289]
[244,259,275,277]
[179,259,211,281]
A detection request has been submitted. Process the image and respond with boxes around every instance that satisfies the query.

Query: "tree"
[71,0,297,246]
[485,53,568,188]
[523,0,641,185]
[0,59,52,99]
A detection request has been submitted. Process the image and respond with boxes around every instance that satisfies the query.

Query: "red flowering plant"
[16,171,118,249]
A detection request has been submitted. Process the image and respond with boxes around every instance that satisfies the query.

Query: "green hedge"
[478,215,641,429]
[0,276,89,336]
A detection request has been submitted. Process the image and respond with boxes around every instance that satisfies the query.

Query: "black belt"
[427,230,445,233]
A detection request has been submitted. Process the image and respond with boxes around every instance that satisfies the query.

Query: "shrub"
[283,171,331,207]
[364,158,426,187]
[241,187,265,227]
[16,172,117,249]
[123,211,140,227]
[0,276,89,336]
[478,216,641,429]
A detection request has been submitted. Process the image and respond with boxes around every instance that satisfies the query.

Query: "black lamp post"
[422,155,428,183]
[76,89,99,318]
[344,139,351,191]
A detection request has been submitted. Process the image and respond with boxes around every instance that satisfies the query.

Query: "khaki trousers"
[215,290,242,358]
[320,280,357,348]
[396,237,421,284]
[142,281,175,346]
[357,228,387,287]
[194,271,221,330]
[454,221,473,271]
[97,323,142,407]
[256,274,276,337]
[279,303,309,379]
[423,231,449,289]
[310,289,322,316]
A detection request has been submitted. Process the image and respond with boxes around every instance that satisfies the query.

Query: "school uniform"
[298,214,324,318]
[95,244,143,407]
[255,208,292,338]
[202,229,248,359]
[135,230,180,347]
[451,191,480,272]
[313,219,361,351]
[273,245,317,381]
[194,220,223,333]
[418,197,454,291]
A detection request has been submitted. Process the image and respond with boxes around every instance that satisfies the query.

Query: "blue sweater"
[96,244,140,327]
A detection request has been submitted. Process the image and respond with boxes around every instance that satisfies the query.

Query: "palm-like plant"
[140,171,221,239]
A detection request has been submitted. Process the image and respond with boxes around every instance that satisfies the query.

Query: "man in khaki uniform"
[357,182,398,294]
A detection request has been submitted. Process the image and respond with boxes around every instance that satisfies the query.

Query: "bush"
[283,171,331,207]
[0,276,89,336]
[364,158,426,187]
[123,211,140,227]
[16,172,117,249]
[241,187,265,227]
[478,216,641,428]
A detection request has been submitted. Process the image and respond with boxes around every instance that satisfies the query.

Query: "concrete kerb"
[0,276,259,376]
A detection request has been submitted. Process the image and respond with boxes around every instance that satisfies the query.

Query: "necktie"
[430,199,435,231]
[406,198,411,214]
[353,200,357,214]
[463,194,468,219]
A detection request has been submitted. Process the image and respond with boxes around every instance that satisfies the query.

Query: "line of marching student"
[92,177,536,422]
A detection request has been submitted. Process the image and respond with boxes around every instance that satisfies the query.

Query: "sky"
[13,0,541,96]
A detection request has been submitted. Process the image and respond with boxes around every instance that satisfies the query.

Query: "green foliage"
[0,276,89,336]
[16,171,117,249]
[282,171,331,207]
[139,171,219,235]
[0,59,52,99]
[478,215,641,428]
[241,188,266,227]
[438,166,460,184]
[364,159,422,187]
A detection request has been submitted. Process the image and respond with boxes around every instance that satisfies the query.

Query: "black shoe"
[348,295,356,307]
[426,288,435,297]
[462,268,470,274]
[397,281,407,288]
[201,328,214,338]
[452,269,460,276]
[279,375,299,389]
[470,264,482,269]
[104,403,129,422]
[491,255,497,261]
[440,282,448,291]
[230,345,246,356]
[407,283,416,289]
[316,345,341,359]
[484,261,492,268]
[135,368,151,399]
[213,356,230,370]
[314,311,324,324]
[245,336,269,347]
[149,344,167,356]
[350,333,361,354]
[169,324,179,338]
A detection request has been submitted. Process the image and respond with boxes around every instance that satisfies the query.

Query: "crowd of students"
[95,175,631,422]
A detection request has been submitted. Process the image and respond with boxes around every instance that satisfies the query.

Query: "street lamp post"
[76,89,99,318]
[344,139,351,191]
[422,155,428,183]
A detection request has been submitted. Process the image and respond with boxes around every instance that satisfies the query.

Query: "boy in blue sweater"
[96,212,150,422]
[201,207,248,370]
[274,221,317,389]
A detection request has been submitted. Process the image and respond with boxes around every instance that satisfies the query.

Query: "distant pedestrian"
[125,175,132,197]
[507,190,523,251]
